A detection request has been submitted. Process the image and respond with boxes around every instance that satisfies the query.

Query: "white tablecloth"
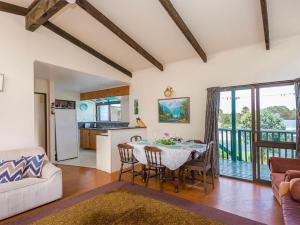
[129,140,207,170]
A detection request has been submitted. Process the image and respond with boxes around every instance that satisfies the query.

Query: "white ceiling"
[5,0,300,72]
[34,61,128,92]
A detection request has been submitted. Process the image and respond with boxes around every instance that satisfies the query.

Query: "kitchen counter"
[81,126,145,132]
[96,127,147,173]
[107,126,146,130]
[81,128,108,132]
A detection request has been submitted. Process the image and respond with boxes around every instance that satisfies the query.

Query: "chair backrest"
[117,143,134,163]
[187,139,204,144]
[144,146,162,167]
[130,135,142,142]
[203,141,214,167]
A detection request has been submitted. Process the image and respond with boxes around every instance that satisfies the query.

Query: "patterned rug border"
[3,181,265,225]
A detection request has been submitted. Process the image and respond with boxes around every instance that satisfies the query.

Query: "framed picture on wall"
[134,99,139,115]
[158,97,190,123]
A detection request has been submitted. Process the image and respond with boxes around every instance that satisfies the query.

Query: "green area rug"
[32,189,222,225]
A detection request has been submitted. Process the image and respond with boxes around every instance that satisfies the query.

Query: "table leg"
[141,164,147,182]
[173,169,180,193]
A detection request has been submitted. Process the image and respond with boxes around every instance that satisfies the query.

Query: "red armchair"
[269,157,300,202]
[269,157,300,225]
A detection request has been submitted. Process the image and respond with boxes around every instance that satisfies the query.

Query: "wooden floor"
[2,164,283,225]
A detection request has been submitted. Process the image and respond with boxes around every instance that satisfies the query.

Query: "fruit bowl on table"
[157,139,176,146]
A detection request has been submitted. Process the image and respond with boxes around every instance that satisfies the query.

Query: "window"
[259,85,296,142]
[96,101,121,122]
[110,103,121,121]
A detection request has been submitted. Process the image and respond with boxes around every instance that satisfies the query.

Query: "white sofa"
[0,147,62,220]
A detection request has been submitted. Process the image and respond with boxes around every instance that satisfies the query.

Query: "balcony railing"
[219,128,296,165]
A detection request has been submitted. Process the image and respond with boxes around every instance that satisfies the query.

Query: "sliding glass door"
[254,84,296,182]
[219,82,297,182]
[219,88,253,180]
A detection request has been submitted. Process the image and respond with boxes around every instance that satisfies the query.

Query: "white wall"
[130,36,300,140]
[55,89,80,102]
[0,13,129,151]
[121,96,129,122]
[77,100,96,122]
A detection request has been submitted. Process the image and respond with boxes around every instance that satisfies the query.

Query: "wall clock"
[79,103,88,111]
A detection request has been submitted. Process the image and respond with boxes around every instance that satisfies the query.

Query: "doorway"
[219,82,297,182]
[34,93,47,151]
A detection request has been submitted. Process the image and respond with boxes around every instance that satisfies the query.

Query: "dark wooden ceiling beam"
[0,1,27,16]
[27,0,40,13]
[43,22,132,77]
[260,0,270,50]
[76,0,163,71]
[159,0,207,62]
[26,0,68,32]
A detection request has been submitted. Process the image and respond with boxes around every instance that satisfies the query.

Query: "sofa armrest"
[269,157,300,173]
[41,163,61,179]
[285,170,300,182]
[279,181,290,203]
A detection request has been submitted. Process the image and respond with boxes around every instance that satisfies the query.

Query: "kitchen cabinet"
[80,128,104,150]
[80,129,90,149]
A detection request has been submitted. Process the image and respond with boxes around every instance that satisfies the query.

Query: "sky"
[220,85,296,114]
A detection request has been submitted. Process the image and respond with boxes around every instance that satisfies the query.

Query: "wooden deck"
[220,159,270,181]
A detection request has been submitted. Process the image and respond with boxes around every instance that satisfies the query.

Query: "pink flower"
[164,133,170,138]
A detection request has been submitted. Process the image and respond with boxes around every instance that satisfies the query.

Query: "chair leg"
[131,163,135,185]
[142,164,147,182]
[159,168,165,192]
[145,167,151,187]
[118,162,124,182]
[191,170,195,184]
[203,170,207,194]
[182,167,186,189]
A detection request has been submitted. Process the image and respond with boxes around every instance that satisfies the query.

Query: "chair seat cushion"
[0,158,26,184]
[185,160,205,166]
[123,158,139,164]
[149,164,166,169]
[185,160,210,171]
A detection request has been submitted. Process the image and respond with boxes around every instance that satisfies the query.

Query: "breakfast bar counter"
[96,127,147,173]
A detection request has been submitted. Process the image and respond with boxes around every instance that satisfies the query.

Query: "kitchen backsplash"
[78,122,129,129]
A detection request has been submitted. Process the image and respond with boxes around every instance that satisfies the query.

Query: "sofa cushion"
[285,170,300,182]
[0,177,46,193]
[0,158,26,184]
[22,154,45,178]
[290,178,300,202]
[282,193,300,225]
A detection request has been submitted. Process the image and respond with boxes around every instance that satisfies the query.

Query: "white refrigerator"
[55,109,79,161]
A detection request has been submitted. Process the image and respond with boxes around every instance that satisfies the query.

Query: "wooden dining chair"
[130,135,142,142]
[144,146,166,192]
[182,141,215,194]
[117,143,139,184]
[187,139,205,144]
